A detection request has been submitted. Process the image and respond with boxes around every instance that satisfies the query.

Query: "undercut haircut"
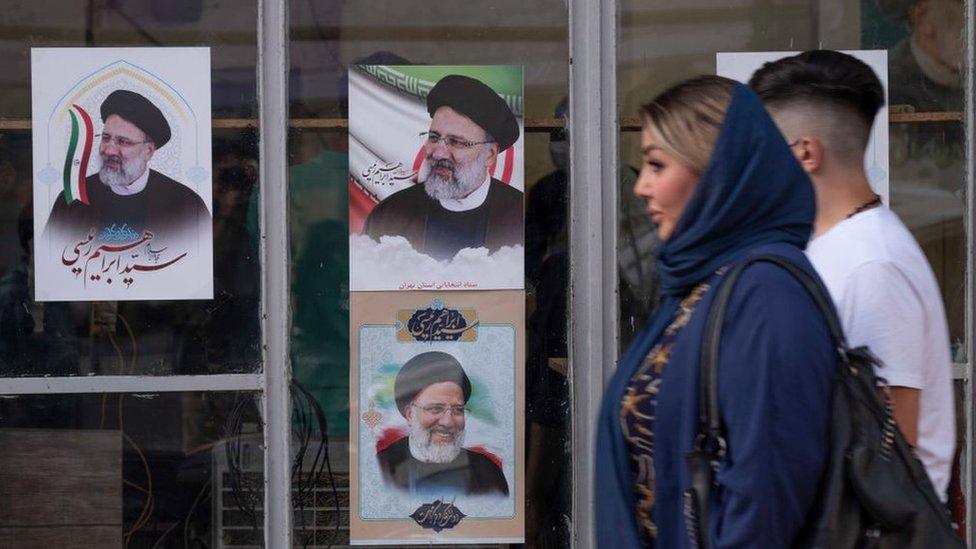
[748,50,885,164]
[640,75,736,173]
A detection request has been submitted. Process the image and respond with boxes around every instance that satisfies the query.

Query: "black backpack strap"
[685,253,848,548]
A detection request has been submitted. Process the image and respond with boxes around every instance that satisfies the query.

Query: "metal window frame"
[0,374,264,394]
[569,0,618,547]
[965,0,975,541]
[258,0,292,546]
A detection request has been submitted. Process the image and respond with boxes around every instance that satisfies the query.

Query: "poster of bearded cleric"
[349,65,524,291]
[350,291,524,544]
[31,47,213,301]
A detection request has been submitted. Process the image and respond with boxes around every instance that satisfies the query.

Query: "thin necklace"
[846,194,882,219]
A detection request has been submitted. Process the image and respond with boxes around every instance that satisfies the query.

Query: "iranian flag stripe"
[74,105,93,204]
[62,110,78,203]
[61,104,94,205]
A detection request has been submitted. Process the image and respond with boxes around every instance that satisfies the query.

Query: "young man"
[749,50,955,500]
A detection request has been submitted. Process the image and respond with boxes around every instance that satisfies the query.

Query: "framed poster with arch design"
[31,47,213,302]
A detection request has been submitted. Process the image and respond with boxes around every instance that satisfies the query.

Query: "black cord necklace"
[846,194,882,219]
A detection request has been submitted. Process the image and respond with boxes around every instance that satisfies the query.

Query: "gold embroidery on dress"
[619,279,711,543]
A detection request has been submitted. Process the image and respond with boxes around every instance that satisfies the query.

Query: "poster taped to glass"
[349,65,524,291]
[31,47,213,301]
[350,291,525,544]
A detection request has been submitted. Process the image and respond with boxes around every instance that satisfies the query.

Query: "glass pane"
[0,391,263,548]
[288,2,570,545]
[0,1,261,376]
[617,1,968,353]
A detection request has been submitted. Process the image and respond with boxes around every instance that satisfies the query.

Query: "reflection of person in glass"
[44,89,209,243]
[878,0,963,111]
[377,351,509,496]
[362,75,523,261]
[874,0,965,192]
[875,0,965,342]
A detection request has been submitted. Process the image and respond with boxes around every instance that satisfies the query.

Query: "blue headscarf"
[594,83,815,547]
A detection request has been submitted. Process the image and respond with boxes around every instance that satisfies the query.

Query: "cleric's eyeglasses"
[411,403,467,417]
[420,131,493,151]
[96,133,152,148]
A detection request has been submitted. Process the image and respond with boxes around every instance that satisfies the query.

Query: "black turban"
[101,90,171,149]
[394,351,471,417]
[427,74,520,151]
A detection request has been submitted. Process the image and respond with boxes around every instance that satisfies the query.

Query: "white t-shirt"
[806,206,955,500]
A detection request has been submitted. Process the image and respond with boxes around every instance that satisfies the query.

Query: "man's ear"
[791,135,824,175]
[403,406,413,423]
[145,142,157,158]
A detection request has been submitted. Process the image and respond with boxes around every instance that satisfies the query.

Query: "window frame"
[568,0,618,547]
[964,0,975,541]
[257,0,292,546]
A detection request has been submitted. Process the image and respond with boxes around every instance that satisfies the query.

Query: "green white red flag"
[62,104,94,205]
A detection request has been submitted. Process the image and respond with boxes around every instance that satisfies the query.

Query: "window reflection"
[0,391,264,548]
[866,0,967,360]
[617,0,967,353]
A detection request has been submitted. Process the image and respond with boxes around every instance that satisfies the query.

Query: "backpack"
[684,254,964,548]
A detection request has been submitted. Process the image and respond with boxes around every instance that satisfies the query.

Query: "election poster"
[716,50,890,203]
[31,47,213,301]
[350,291,525,544]
[349,65,524,292]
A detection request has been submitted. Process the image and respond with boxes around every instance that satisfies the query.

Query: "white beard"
[419,148,490,201]
[98,152,148,188]
[407,413,465,464]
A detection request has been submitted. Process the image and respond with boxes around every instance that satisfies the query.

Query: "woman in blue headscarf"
[595,76,836,547]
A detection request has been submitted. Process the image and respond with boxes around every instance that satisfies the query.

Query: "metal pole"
[258,0,293,546]
[568,0,618,546]
[0,374,264,394]
[964,0,975,540]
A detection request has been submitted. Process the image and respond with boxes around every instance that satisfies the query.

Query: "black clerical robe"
[44,170,210,244]
[362,179,523,261]
[377,436,509,496]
